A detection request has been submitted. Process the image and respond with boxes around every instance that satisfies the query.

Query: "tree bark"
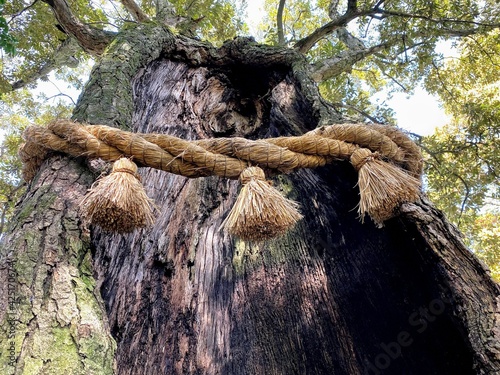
[1,24,499,375]
[0,157,116,374]
[42,0,115,56]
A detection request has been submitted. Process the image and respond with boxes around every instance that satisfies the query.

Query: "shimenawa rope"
[19,119,423,240]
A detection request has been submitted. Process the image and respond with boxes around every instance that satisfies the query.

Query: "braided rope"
[19,119,424,237]
[20,119,422,182]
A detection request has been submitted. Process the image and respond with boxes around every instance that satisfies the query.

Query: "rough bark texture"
[1,24,499,375]
[0,157,115,374]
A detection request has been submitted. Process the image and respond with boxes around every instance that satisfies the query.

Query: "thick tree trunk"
[1,24,499,375]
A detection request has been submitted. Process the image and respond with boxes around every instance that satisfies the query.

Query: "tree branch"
[8,37,81,93]
[453,172,471,228]
[373,0,386,9]
[7,0,39,24]
[45,91,76,106]
[347,0,357,13]
[429,60,461,106]
[335,27,366,50]
[277,0,286,45]
[310,43,387,82]
[310,20,489,84]
[375,65,409,91]
[119,0,149,23]
[42,0,116,56]
[465,35,500,67]
[331,102,380,123]
[328,0,340,19]
[155,0,185,27]
[373,9,500,29]
[296,3,500,55]
[328,0,365,51]
[294,9,372,53]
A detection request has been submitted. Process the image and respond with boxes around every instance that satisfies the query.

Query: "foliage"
[421,29,500,279]
[468,212,500,281]
[2,0,101,88]
[1,0,245,91]
[173,0,246,43]
[256,0,500,118]
[260,0,329,45]
[0,0,16,55]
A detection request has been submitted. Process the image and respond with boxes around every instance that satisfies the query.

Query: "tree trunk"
[1,24,499,375]
[0,156,116,374]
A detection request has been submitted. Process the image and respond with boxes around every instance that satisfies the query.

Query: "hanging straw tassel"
[79,158,156,232]
[350,148,421,227]
[222,166,303,241]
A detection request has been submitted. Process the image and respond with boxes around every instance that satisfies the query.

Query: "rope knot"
[350,148,379,171]
[112,159,142,181]
[239,166,266,184]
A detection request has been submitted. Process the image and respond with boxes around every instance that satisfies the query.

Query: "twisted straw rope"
[20,119,423,182]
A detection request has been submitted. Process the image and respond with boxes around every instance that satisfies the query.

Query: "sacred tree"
[1,0,499,374]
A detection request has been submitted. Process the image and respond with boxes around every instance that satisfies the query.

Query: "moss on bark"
[0,158,115,374]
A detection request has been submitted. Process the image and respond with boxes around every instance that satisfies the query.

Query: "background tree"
[0,0,499,374]
[423,29,500,279]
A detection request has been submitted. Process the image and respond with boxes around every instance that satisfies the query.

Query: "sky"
[376,89,449,136]
[245,1,451,136]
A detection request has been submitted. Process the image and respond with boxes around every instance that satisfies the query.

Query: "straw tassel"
[350,148,421,227]
[79,158,156,232]
[222,166,303,241]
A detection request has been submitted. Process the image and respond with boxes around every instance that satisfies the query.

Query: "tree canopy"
[0,0,499,276]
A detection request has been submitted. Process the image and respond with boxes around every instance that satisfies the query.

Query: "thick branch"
[310,43,386,82]
[277,0,286,45]
[42,0,115,56]
[328,0,340,19]
[347,0,357,13]
[155,0,185,27]
[120,0,149,22]
[328,0,365,51]
[310,22,491,83]
[9,37,81,92]
[335,27,366,50]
